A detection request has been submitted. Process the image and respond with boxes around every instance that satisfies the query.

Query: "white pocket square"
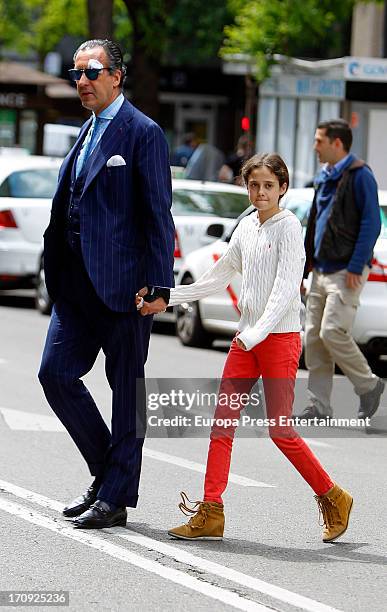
[106,155,126,167]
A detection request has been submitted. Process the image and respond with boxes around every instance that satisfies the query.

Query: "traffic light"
[241,116,250,131]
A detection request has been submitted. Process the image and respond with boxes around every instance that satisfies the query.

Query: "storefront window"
[0,109,16,147]
[257,97,277,153]
[294,100,318,187]
[20,110,38,154]
[277,99,296,183]
[319,101,340,123]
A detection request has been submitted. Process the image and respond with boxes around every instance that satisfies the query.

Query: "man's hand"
[346,272,363,290]
[135,286,148,309]
[236,337,247,351]
[140,297,167,316]
[135,287,167,316]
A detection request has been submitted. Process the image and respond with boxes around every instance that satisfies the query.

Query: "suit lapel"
[81,99,134,197]
[56,118,91,192]
[50,119,91,216]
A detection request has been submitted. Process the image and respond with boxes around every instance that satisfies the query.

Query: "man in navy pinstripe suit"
[38,40,175,529]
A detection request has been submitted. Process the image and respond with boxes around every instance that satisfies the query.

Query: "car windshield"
[4,168,59,198]
[283,196,312,226]
[286,198,387,236]
[172,189,248,218]
[226,198,387,242]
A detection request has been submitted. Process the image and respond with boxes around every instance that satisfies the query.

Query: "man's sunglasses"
[68,67,111,82]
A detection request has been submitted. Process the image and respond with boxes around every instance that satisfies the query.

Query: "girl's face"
[247,166,287,217]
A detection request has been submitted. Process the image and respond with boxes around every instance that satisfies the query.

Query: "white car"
[36,179,249,315]
[0,164,248,313]
[170,179,247,276]
[43,124,81,157]
[156,180,248,322]
[174,188,387,366]
[0,155,62,310]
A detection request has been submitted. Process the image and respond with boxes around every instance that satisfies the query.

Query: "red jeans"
[203,333,333,503]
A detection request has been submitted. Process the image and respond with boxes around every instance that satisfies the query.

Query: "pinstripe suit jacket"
[43,98,175,312]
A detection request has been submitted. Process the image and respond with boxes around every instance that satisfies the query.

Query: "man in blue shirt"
[302,119,384,421]
[171,132,197,167]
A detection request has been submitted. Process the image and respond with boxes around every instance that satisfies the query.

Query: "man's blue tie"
[76,116,101,178]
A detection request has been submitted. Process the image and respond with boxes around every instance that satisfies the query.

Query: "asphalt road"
[0,293,386,612]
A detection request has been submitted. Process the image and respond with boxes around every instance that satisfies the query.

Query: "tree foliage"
[0,0,375,116]
[0,0,233,117]
[0,0,87,60]
[221,0,358,80]
[165,0,232,65]
[0,0,132,61]
[0,0,233,66]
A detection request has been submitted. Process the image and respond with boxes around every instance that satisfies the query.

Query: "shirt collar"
[330,153,351,175]
[317,153,355,184]
[93,93,125,122]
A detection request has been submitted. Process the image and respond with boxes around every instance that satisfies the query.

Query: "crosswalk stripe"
[114,529,342,612]
[0,408,275,487]
[0,496,272,612]
[143,448,275,487]
[0,479,342,612]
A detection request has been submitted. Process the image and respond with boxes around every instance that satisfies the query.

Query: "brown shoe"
[315,483,353,543]
[168,492,224,541]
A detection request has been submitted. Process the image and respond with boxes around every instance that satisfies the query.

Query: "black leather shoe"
[63,485,98,518]
[297,403,332,423]
[358,378,385,419]
[73,499,127,529]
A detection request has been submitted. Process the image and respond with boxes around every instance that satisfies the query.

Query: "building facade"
[256,56,387,188]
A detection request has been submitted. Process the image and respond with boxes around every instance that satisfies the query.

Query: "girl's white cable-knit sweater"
[169,208,306,351]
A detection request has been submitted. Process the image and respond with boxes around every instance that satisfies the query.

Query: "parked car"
[43,124,81,158]
[0,156,62,311]
[0,165,249,314]
[155,180,248,322]
[174,189,387,366]
[169,179,248,274]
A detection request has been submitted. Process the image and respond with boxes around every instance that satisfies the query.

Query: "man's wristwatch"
[143,286,170,305]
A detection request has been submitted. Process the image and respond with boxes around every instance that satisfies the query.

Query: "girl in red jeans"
[148,154,352,542]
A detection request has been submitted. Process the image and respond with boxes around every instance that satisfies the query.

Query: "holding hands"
[235,334,247,351]
[135,286,168,316]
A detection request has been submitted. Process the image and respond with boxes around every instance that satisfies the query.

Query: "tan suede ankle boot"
[315,483,353,543]
[168,492,224,541]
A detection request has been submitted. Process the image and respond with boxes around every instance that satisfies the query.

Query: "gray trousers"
[304,267,377,414]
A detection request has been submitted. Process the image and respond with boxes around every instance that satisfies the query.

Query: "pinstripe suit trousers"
[38,240,153,507]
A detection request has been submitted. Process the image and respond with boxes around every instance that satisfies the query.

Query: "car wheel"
[35,257,52,315]
[175,275,213,348]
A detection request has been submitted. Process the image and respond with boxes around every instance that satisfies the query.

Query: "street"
[0,293,386,612]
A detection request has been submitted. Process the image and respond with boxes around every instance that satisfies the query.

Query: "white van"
[43,124,80,157]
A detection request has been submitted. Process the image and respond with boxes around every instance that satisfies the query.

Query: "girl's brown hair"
[241,153,289,199]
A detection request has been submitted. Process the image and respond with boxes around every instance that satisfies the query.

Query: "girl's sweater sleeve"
[238,220,305,351]
[168,225,242,307]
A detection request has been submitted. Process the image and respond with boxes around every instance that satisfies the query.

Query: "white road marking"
[0,479,342,612]
[0,407,330,480]
[0,407,64,432]
[114,530,341,612]
[143,448,275,488]
[302,439,332,449]
[0,408,274,487]
[0,479,64,513]
[295,370,308,378]
[0,497,271,612]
